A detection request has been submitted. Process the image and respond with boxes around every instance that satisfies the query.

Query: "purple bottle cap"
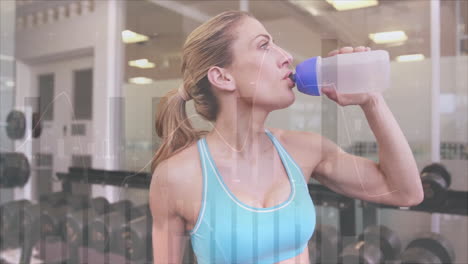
[294,56,321,96]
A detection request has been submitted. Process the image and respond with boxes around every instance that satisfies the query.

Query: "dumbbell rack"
[61,168,152,264]
[360,189,468,228]
[308,183,467,264]
[31,237,146,264]
[0,168,152,264]
[307,184,358,237]
[59,168,468,238]
[59,168,359,237]
[53,167,468,264]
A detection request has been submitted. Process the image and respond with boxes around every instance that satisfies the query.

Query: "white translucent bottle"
[291,50,390,95]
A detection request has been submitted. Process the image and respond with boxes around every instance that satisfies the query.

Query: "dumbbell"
[0,110,41,139]
[33,194,92,242]
[134,203,151,217]
[0,152,30,188]
[63,197,128,249]
[1,201,59,248]
[308,224,341,264]
[89,196,110,215]
[89,201,144,252]
[39,192,67,207]
[63,197,111,249]
[340,225,401,264]
[109,199,134,218]
[39,203,76,239]
[16,203,45,244]
[0,199,33,248]
[40,192,90,210]
[112,204,153,261]
[2,110,26,140]
[0,195,90,248]
[65,194,91,211]
[418,163,451,210]
[400,232,455,264]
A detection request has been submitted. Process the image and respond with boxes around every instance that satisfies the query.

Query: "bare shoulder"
[267,127,323,181]
[151,143,200,185]
[267,127,322,148]
[149,142,202,217]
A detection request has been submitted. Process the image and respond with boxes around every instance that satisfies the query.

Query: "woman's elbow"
[398,190,424,207]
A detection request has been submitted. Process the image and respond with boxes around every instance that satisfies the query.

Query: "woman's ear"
[207,66,236,92]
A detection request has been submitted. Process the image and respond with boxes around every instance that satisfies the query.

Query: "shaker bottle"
[290,50,390,96]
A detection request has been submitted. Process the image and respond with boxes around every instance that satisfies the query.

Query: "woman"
[149,10,423,264]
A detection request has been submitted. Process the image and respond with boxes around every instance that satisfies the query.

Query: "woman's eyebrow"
[251,34,274,44]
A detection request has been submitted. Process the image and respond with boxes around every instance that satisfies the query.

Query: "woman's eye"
[260,42,269,50]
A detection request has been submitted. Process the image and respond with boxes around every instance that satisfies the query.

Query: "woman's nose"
[274,45,293,67]
[284,52,293,65]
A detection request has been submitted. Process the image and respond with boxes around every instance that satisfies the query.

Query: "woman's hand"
[321,46,382,108]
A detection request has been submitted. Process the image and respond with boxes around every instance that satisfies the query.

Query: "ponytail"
[151,10,252,173]
[151,87,208,173]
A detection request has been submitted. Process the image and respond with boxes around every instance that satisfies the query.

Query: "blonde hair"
[151,10,253,172]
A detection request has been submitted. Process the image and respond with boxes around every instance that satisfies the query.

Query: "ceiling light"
[128,59,155,69]
[369,31,408,44]
[129,77,153,85]
[326,0,378,11]
[122,30,149,44]
[396,54,425,62]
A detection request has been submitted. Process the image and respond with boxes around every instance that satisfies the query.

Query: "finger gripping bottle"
[290,50,390,96]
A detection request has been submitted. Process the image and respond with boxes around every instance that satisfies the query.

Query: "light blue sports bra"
[189,128,316,264]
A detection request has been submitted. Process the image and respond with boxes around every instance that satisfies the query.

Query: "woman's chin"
[273,92,295,110]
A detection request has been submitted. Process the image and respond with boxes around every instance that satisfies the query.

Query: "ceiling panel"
[124,0,459,81]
